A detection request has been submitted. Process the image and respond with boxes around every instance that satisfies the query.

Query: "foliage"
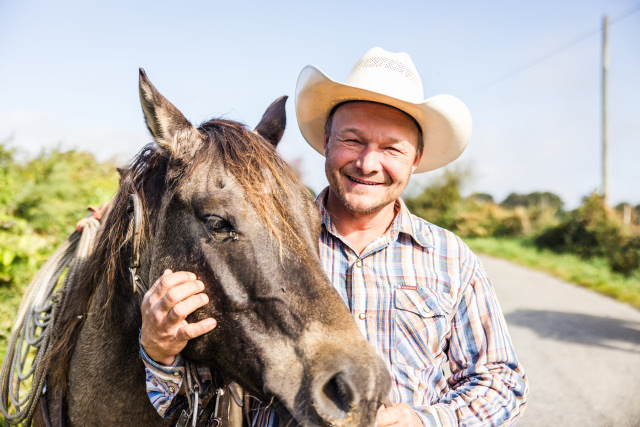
[454,203,527,238]
[405,166,639,281]
[405,167,465,231]
[535,194,640,276]
[614,202,639,226]
[404,168,556,238]
[501,191,564,211]
[468,192,494,203]
[0,142,119,360]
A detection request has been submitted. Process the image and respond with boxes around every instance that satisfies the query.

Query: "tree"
[501,191,564,211]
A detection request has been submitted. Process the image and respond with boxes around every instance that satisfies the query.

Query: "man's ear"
[323,132,330,156]
[411,149,423,173]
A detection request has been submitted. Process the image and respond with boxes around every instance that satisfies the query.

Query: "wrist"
[143,344,176,366]
[139,332,177,366]
[151,352,176,366]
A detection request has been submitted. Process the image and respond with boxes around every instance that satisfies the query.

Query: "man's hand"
[140,269,217,365]
[377,403,423,427]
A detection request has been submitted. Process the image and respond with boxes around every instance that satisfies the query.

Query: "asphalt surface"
[479,255,640,427]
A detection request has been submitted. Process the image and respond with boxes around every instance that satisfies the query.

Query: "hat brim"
[295,65,472,173]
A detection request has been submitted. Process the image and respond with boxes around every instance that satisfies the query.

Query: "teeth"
[351,177,377,185]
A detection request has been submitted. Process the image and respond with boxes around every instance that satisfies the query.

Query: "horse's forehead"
[179,162,236,194]
[183,162,285,196]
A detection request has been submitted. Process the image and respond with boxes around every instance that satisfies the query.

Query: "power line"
[466,4,640,97]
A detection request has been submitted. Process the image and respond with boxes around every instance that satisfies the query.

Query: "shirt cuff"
[140,342,185,418]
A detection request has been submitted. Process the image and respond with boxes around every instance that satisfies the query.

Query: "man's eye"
[338,138,360,145]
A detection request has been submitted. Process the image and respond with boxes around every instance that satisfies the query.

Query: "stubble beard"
[326,163,410,216]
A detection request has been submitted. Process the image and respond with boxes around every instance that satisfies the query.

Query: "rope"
[0,216,101,425]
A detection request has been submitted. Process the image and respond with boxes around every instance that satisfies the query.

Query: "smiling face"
[324,101,423,217]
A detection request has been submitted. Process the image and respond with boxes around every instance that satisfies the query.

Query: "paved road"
[480,255,640,427]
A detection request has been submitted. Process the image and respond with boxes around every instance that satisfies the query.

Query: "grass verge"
[465,237,640,310]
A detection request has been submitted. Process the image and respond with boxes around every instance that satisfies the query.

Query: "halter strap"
[127,193,148,298]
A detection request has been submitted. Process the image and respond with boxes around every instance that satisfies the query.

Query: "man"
[140,47,529,426]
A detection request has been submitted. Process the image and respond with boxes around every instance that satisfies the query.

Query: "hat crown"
[345,47,424,104]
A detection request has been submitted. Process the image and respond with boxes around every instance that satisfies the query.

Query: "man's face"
[324,102,423,216]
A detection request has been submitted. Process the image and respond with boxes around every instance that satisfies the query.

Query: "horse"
[41,69,390,426]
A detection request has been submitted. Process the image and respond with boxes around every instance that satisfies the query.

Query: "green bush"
[0,144,119,288]
[535,194,640,276]
[453,203,526,238]
[501,191,564,211]
[609,235,640,275]
[405,167,464,231]
[0,141,119,360]
[405,169,556,239]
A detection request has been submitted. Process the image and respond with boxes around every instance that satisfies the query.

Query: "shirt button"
[173,371,180,376]
[358,312,366,320]
[169,386,175,393]
[355,260,362,268]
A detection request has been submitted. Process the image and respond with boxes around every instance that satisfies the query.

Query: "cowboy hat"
[295,47,472,173]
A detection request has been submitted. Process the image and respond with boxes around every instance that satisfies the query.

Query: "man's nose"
[354,146,381,175]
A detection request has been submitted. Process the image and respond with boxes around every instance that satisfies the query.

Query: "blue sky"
[1,0,639,208]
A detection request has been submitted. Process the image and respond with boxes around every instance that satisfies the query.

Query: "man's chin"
[341,196,386,216]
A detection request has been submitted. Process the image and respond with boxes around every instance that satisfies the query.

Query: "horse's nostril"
[313,370,359,422]
[323,372,353,414]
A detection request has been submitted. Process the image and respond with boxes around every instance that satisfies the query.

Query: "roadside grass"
[465,237,640,310]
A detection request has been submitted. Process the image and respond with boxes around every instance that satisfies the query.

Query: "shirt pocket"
[393,287,453,368]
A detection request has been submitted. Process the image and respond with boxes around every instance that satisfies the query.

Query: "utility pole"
[602,15,609,206]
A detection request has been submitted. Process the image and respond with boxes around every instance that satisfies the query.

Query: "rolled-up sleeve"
[139,344,185,418]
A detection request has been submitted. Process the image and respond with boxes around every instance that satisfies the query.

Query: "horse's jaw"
[256,321,391,427]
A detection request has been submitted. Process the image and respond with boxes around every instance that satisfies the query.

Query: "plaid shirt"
[143,188,528,426]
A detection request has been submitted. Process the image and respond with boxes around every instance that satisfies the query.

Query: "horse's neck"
[89,277,142,333]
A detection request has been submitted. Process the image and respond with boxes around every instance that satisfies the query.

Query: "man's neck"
[325,190,397,255]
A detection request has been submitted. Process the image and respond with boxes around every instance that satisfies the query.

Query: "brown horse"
[43,70,390,426]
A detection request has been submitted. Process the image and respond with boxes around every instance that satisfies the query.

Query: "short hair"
[324,101,424,155]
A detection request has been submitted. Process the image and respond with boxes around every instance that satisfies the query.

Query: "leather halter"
[127,193,148,298]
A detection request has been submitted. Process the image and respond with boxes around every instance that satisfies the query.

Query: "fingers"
[159,279,205,314]
[376,403,422,427]
[166,290,209,323]
[377,406,398,427]
[140,269,217,365]
[144,270,205,315]
[177,317,217,341]
[149,270,197,300]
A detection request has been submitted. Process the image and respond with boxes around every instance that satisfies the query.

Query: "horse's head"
[137,70,390,426]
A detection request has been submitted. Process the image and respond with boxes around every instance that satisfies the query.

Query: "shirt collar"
[314,187,433,249]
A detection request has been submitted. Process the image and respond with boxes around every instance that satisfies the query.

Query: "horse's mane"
[47,118,309,393]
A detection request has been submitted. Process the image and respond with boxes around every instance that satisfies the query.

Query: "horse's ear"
[138,68,196,153]
[254,96,288,147]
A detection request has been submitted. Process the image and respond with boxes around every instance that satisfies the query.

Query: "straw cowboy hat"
[295,47,472,173]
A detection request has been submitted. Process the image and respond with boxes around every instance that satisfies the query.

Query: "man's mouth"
[347,175,382,186]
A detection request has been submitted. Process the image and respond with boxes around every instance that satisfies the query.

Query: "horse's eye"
[206,215,229,231]
[205,215,237,240]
